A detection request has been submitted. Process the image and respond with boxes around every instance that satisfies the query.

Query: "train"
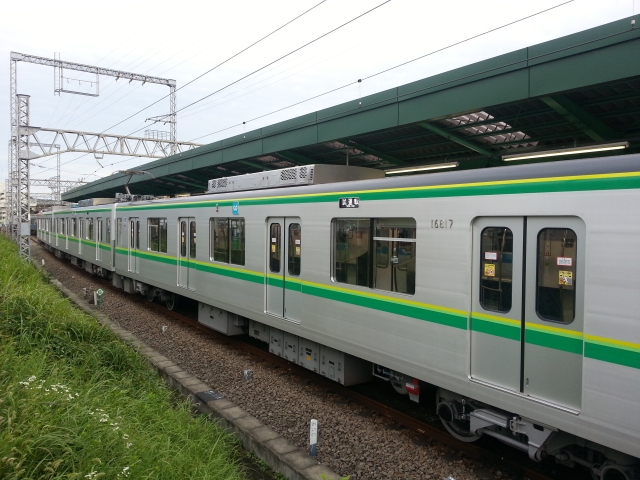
[35,154,640,479]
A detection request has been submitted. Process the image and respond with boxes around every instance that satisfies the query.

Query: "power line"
[99,0,329,135]
[161,0,391,121]
[189,0,574,142]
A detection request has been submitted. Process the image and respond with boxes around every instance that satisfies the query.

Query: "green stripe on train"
[585,342,640,369]
[301,283,467,330]
[525,329,583,355]
[470,317,520,341]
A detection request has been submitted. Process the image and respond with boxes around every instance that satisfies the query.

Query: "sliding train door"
[265,217,302,323]
[471,218,524,393]
[522,217,584,411]
[471,216,584,411]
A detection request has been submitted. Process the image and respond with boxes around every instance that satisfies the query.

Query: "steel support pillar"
[9,57,18,241]
[17,94,31,259]
[170,85,177,155]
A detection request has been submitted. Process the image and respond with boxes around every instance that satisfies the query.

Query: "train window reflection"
[480,227,513,313]
[334,219,370,287]
[536,228,576,324]
[212,218,229,262]
[148,218,168,253]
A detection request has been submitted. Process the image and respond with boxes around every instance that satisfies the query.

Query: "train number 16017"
[431,219,453,229]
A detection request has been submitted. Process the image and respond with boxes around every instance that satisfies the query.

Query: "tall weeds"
[0,236,247,480]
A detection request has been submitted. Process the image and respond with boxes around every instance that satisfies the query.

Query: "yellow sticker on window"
[559,271,573,285]
[306,355,311,361]
[271,244,276,253]
[484,263,495,277]
[295,246,301,256]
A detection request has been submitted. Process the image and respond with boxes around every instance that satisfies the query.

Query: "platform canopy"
[64,15,640,202]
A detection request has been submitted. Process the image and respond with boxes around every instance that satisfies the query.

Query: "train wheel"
[165,292,176,311]
[436,388,481,443]
[146,286,156,302]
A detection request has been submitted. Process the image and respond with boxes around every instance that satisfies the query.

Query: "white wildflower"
[125,442,133,449]
[84,471,98,479]
[122,434,129,440]
[28,375,36,382]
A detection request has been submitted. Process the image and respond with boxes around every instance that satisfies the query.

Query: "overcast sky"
[1,0,637,196]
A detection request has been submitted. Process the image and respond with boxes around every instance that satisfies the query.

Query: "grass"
[0,235,248,480]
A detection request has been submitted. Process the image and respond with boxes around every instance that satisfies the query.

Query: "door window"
[189,221,197,258]
[180,221,187,256]
[270,223,281,273]
[480,227,514,313]
[536,228,577,324]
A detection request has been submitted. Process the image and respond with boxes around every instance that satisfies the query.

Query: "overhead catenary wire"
[189,0,575,143]
[156,0,392,122]
[98,0,329,136]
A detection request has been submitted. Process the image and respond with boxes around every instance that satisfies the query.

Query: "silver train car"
[36,155,640,479]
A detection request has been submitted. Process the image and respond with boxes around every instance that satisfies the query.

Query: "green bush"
[0,236,247,480]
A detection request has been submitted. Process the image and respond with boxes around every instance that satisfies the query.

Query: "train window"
[106,218,111,244]
[479,227,513,313]
[334,219,371,287]
[148,218,168,253]
[87,218,94,240]
[136,220,141,250]
[210,218,245,265]
[180,221,187,256]
[189,221,196,258]
[270,223,281,273]
[373,218,416,295]
[536,228,576,324]
[229,218,245,265]
[70,218,77,237]
[79,219,84,239]
[211,218,229,262]
[288,223,301,276]
[333,218,415,294]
